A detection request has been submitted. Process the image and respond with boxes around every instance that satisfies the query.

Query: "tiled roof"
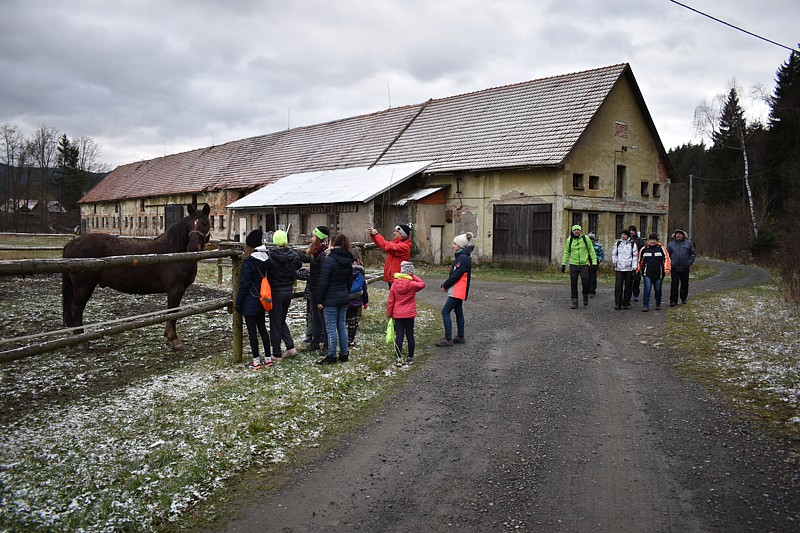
[82,64,637,203]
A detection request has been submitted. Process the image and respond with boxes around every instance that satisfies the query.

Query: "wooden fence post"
[231,253,243,364]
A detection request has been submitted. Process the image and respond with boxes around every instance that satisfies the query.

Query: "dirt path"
[218,260,800,532]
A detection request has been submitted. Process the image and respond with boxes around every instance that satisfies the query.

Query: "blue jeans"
[323,305,348,357]
[642,276,663,308]
[441,296,464,339]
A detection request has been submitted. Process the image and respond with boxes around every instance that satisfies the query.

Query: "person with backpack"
[628,225,646,302]
[667,229,696,306]
[637,233,671,312]
[435,232,473,347]
[561,224,598,309]
[368,223,412,287]
[235,229,273,370]
[387,261,426,365]
[587,232,605,297]
[611,229,639,310]
[266,230,302,364]
[316,233,355,365]
[346,245,369,348]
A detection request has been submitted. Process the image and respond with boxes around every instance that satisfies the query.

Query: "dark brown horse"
[62,204,211,350]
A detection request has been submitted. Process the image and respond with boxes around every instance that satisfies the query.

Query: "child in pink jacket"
[387,261,426,365]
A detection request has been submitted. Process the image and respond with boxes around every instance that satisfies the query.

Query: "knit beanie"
[245,229,263,248]
[400,261,415,275]
[312,226,329,240]
[272,230,288,246]
[454,231,473,249]
[395,224,411,238]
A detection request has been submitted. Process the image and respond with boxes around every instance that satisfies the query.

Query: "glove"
[560,265,566,273]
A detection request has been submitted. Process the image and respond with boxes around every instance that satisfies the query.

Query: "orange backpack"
[258,270,272,311]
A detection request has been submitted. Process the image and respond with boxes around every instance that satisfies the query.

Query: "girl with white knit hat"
[435,232,473,347]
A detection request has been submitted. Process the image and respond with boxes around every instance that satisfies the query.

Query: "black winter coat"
[235,248,270,316]
[267,246,301,289]
[316,247,354,307]
[298,243,327,292]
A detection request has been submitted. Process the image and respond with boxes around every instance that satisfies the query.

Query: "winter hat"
[648,232,659,241]
[272,230,288,246]
[395,224,412,238]
[453,231,474,248]
[400,261,415,275]
[588,232,596,240]
[620,230,629,238]
[571,224,582,233]
[673,229,687,238]
[628,225,637,233]
[245,229,263,248]
[312,226,329,240]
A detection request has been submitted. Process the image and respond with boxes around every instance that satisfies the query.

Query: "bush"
[749,226,780,256]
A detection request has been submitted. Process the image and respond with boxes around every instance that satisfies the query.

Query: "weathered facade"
[80,63,674,264]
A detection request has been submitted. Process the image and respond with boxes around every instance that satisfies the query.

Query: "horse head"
[186,203,212,252]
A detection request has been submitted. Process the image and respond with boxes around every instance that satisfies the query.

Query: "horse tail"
[63,272,73,327]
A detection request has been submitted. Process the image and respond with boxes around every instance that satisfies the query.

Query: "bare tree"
[75,136,110,174]
[25,125,60,228]
[1,124,24,227]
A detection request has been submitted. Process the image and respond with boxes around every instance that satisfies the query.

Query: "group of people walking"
[561,224,696,311]
[235,223,474,370]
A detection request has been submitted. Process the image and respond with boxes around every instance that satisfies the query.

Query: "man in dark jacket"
[267,230,302,361]
[667,229,696,306]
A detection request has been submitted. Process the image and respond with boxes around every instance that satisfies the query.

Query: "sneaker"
[641,307,649,312]
[283,348,298,357]
[681,299,687,304]
[406,356,414,364]
[316,356,338,365]
[435,338,453,347]
[245,360,264,371]
[300,343,320,353]
[655,304,661,310]
[264,356,281,368]
[338,353,349,363]
[348,341,356,348]
[633,296,639,302]
[453,336,465,344]
[583,296,589,307]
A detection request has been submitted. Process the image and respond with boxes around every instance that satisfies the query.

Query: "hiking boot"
[338,353,349,363]
[316,356,338,365]
[435,338,453,347]
[655,304,661,310]
[583,296,589,306]
[406,356,414,364]
[300,343,320,352]
[571,299,578,309]
[453,336,465,344]
[641,307,649,312]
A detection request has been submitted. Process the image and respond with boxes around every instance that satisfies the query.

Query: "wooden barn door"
[493,204,552,265]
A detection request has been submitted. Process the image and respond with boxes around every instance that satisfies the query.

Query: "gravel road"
[218,260,800,532]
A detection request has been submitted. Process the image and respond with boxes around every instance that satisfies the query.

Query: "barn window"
[140,199,145,211]
[640,182,650,196]
[571,212,583,228]
[572,173,584,190]
[652,216,660,238]
[114,202,120,213]
[652,183,661,197]
[589,175,599,190]
[588,214,598,235]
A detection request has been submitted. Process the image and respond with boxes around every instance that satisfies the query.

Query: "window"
[640,182,650,196]
[616,166,626,200]
[588,214,598,235]
[614,121,629,138]
[639,216,648,237]
[652,216,660,238]
[571,212,583,228]
[140,199,145,211]
[219,216,225,230]
[210,216,215,229]
[114,202,120,213]
[572,173,584,190]
[652,183,661,197]
[616,214,625,237]
[327,212,341,232]
[138,216,142,228]
[589,175,599,190]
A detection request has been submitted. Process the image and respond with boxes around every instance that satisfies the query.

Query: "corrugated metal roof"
[82,64,650,203]
[227,161,433,208]
[393,187,446,206]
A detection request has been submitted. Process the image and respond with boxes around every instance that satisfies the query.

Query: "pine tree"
[767,49,800,215]
[56,134,85,213]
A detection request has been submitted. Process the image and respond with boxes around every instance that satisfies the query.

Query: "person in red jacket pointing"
[368,223,412,287]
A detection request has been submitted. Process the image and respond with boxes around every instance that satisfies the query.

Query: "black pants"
[589,266,599,294]
[614,270,633,307]
[244,312,270,360]
[569,264,590,300]
[394,317,416,359]
[268,287,295,358]
[631,271,642,298]
[670,269,690,303]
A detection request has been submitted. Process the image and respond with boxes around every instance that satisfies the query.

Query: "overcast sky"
[1,0,797,169]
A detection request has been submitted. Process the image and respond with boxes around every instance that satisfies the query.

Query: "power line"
[668,0,799,54]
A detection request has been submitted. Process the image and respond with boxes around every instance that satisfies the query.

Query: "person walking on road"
[368,223,412,287]
[435,232,473,346]
[667,229,696,307]
[561,224,598,309]
[587,232,605,298]
[387,261,425,365]
[637,233,671,312]
[611,229,638,310]
[628,225,646,302]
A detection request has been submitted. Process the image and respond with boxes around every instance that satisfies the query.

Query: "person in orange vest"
[435,232,473,347]
[636,233,671,312]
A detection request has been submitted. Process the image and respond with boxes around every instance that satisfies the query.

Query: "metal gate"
[492,204,552,264]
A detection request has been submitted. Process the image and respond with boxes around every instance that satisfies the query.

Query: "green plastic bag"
[385,318,395,344]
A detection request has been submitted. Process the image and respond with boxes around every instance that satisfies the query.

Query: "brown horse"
[62,204,211,350]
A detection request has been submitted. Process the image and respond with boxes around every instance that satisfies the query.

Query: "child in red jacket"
[387,261,426,366]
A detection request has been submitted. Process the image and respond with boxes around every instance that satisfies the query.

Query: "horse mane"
[156,210,202,250]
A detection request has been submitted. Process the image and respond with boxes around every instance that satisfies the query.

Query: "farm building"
[79,63,675,265]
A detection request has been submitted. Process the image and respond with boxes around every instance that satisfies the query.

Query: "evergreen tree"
[56,134,85,212]
[767,49,800,216]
